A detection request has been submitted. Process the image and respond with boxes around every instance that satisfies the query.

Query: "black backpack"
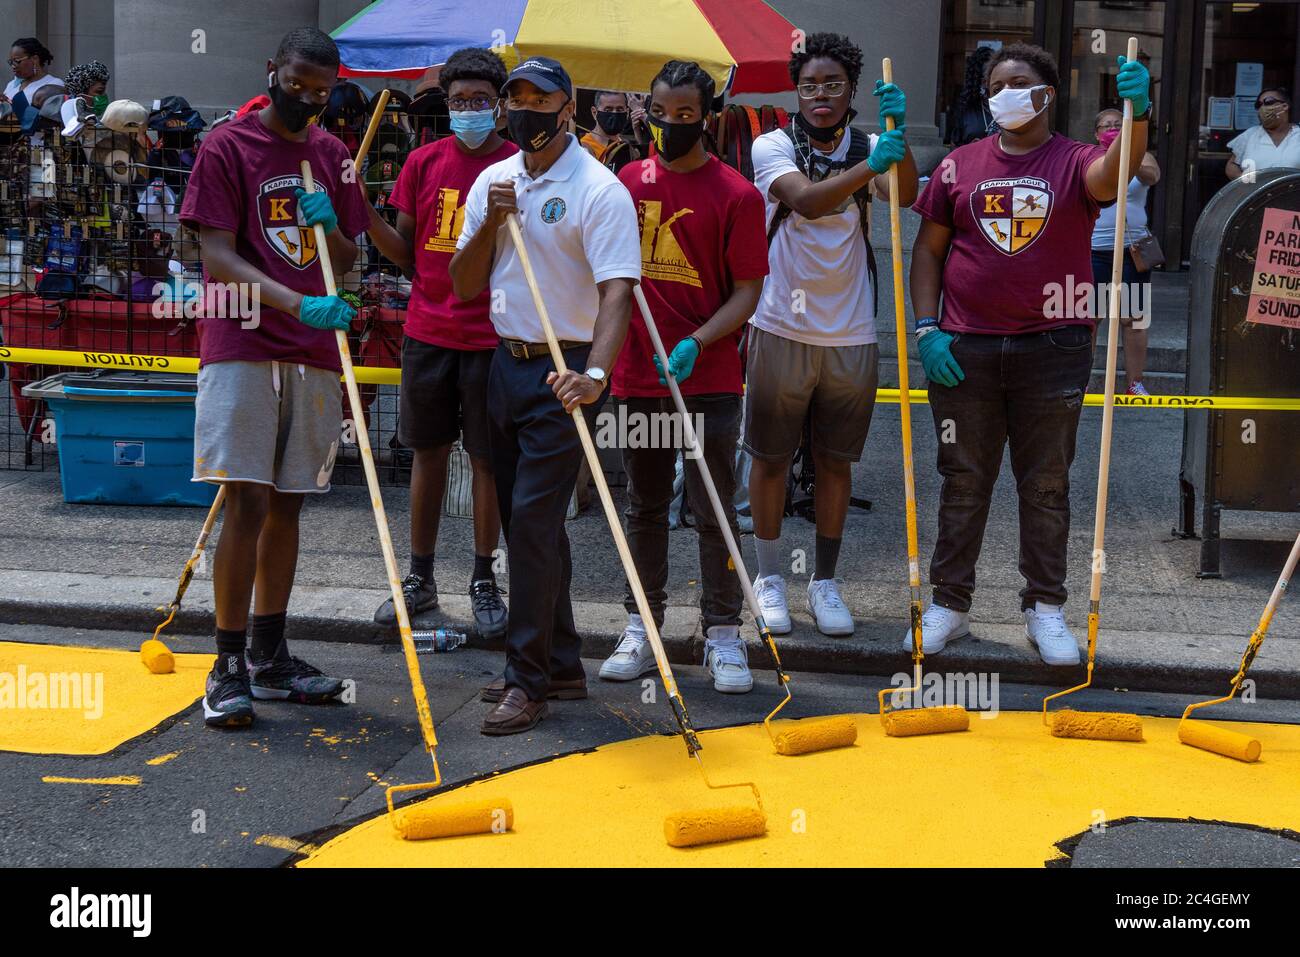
[764,122,876,521]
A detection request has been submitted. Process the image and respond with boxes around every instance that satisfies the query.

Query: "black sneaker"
[247,653,345,704]
[374,573,439,626]
[203,653,254,729]
[248,654,345,704]
[470,578,508,639]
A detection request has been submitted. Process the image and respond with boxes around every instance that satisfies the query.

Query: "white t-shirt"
[458,133,641,343]
[1227,124,1300,174]
[4,73,63,103]
[751,126,878,347]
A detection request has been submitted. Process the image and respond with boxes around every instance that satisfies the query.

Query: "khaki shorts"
[742,326,879,463]
[192,360,342,494]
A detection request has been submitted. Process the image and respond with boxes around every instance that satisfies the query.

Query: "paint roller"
[1178,529,1299,762]
[301,104,506,841]
[139,485,226,673]
[631,285,856,756]
[876,56,969,739]
[1041,37,1144,744]
[505,214,765,847]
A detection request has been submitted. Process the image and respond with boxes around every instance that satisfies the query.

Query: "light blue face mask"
[449,107,498,148]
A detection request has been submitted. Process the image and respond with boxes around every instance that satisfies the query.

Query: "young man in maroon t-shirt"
[365,48,516,639]
[179,27,370,728]
[908,43,1150,665]
[599,60,768,693]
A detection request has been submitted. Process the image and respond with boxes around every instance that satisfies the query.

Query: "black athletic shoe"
[203,654,254,729]
[248,655,345,704]
[470,578,508,639]
[374,573,439,625]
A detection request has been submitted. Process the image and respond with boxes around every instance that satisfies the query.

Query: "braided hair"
[65,59,109,97]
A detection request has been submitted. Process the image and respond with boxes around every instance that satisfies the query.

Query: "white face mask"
[988,84,1050,131]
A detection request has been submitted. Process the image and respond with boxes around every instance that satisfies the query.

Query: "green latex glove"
[299,294,355,331]
[873,79,906,132]
[1115,55,1150,117]
[653,336,701,385]
[917,330,964,388]
[295,186,339,236]
[867,128,907,174]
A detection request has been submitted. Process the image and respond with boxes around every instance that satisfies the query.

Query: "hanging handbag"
[1129,231,1165,272]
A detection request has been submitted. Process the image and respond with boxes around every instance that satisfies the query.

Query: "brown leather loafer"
[480,673,587,703]
[481,687,548,736]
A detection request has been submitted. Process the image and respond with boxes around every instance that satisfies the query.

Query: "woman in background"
[1090,107,1160,397]
[1227,87,1300,178]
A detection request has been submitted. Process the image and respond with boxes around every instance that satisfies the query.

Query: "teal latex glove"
[917,330,964,388]
[1115,55,1150,117]
[867,128,907,174]
[299,294,355,331]
[295,186,339,236]
[653,336,701,386]
[873,79,906,131]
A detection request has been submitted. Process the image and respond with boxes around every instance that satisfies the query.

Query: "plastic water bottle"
[411,628,467,653]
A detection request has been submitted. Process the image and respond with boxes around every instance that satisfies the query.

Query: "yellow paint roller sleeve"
[301,713,1300,868]
[514,0,735,92]
[0,643,211,755]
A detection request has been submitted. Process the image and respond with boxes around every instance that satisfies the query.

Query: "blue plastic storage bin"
[22,369,217,506]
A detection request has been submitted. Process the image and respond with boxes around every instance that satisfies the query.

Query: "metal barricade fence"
[0,120,413,488]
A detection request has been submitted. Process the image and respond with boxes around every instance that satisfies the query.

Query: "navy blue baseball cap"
[503,56,572,98]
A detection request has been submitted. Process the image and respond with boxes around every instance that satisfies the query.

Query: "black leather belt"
[501,338,587,360]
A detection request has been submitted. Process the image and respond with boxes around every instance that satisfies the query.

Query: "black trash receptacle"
[1179,169,1300,577]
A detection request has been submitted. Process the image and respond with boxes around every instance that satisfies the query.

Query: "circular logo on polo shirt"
[539,197,567,224]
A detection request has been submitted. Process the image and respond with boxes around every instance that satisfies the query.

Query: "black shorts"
[397,336,493,458]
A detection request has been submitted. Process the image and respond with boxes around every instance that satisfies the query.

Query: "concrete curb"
[3,569,1297,701]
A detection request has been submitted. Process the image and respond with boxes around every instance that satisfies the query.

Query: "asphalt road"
[3,623,1299,869]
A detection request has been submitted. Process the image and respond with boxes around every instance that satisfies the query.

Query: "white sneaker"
[807,578,854,636]
[901,603,971,654]
[704,626,753,694]
[598,614,658,680]
[1025,602,1081,665]
[753,575,791,634]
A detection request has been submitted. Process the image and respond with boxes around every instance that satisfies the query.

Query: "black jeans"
[926,326,1093,613]
[487,342,606,701]
[619,393,743,631]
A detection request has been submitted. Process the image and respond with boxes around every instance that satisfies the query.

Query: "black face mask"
[507,105,567,153]
[794,104,856,144]
[267,73,326,133]
[646,114,704,163]
[595,109,631,135]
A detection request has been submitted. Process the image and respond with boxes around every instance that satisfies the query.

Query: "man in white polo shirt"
[450,55,641,736]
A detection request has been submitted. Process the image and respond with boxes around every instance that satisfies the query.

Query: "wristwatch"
[585,367,608,390]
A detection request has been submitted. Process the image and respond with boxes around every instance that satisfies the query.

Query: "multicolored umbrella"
[332,0,796,94]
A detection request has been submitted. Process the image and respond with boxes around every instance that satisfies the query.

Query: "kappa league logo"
[970,176,1053,255]
[257,174,319,269]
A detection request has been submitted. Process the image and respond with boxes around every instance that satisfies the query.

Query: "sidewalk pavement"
[3,391,1298,699]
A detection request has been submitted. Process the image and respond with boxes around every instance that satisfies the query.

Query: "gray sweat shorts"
[743,326,879,463]
[192,360,343,494]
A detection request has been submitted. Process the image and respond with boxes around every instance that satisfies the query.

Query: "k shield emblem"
[540,197,567,224]
[971,176,1052,255]
[258,174,319,269]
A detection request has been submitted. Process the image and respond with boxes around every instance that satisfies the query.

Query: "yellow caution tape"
[0,345,401,385]
[874,388,1300,410]
[2,345,1299,410]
